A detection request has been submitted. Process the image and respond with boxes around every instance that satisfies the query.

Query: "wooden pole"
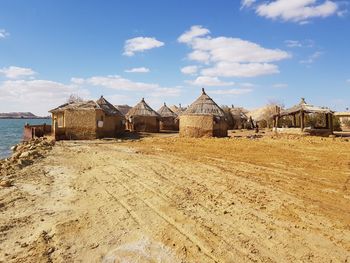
[329,113,334,133]
[293,114,296,127]
[300,111,305,131]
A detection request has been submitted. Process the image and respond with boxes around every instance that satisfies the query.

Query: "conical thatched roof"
[126,98,160,117]
[115,104,132,116]
[230,106,248,120]
[96,96,123,116]
[157,103,177,118]
[183,88,225,117]
[170,104,187,115]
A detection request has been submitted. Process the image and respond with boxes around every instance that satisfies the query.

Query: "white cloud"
[180,65,199,75]
[0,79,90,115]
[241,0,256,9]
[74,75,181,97]
[255,0,339,23]
[178,25,210,43]
[0,29,9,39]
[125,67,150,73]
[272,83,288,88]
[0,66,36,79]
[210,89,253,95]
[201,62,279,78]
[188,50,211,63]
[123,37,164,56]
[300,51,323,64]
[285,40,302,48]
[187,76,234,87]
[178,26,290,78]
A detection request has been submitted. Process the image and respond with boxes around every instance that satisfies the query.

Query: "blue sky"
[0,0,349,115]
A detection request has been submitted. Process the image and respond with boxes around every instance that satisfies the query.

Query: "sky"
[0,0,349,116]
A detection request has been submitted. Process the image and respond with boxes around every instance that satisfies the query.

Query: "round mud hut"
[179,88,228,138]
[157,103,179,131]
[126,98,160,132]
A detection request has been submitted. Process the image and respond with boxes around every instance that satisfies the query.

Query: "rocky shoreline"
[0,137,55,187]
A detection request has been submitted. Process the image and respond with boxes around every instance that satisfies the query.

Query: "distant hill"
[0,112,51,119]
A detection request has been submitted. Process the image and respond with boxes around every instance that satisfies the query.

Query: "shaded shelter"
[273,98,334,136]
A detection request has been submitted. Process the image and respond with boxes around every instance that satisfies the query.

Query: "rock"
[0,180,13,187]
[19,151,30,159]
[10,145,18,152]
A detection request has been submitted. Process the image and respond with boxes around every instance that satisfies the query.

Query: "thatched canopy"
[278,98,333,117]
[126,98,160,118]
[49,96,123,117]
[115,104,132,116]
[157,103,177,118]
[183,88,225,117]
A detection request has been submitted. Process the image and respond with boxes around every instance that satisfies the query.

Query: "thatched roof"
[169,104,187,115]
[96,96,123,116]
[334,111,350,117]
[49,100,99,113]
[49,96,123,116]
[115,104,132,116]
[183,88,225,117]
[157,103,177,118]
[126,98,160,117]
[279,98,333,117]
[230,106,248,120]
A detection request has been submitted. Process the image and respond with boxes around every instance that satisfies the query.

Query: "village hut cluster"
[46,89,348,141]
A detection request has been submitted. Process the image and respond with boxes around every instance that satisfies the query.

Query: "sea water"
[0,119,50,159]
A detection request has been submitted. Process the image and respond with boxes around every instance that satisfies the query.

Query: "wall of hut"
[179,115,227,138]
[63,110,97,140]
[95,110,125,138]
[160,117,179,131]
[128,116,159,132]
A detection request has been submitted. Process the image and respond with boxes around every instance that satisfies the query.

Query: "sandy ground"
[1,134,350,262]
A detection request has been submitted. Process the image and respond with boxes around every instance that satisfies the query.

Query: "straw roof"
[49,96,123,116]
[169,104,187,115]
[334,111,350,117]
[230,106,248,120]
[49,100,100,113]
[183,88,225,117]
[279,98,333,117]
[126,98,160,117]
[96,96,123,116]
[157,103,177,118]
[115,104,132,116]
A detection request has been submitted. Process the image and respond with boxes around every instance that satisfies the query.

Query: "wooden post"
[325,113,329,129]
[300,111,305,131]
[293,114,296,127]
[329,113,333,133]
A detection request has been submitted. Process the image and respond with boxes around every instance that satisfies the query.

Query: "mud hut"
[179,88,228,137]
[49,96,125,140]
[272,98,334,136]
[157,103,179,131]
[126,98,160,132]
